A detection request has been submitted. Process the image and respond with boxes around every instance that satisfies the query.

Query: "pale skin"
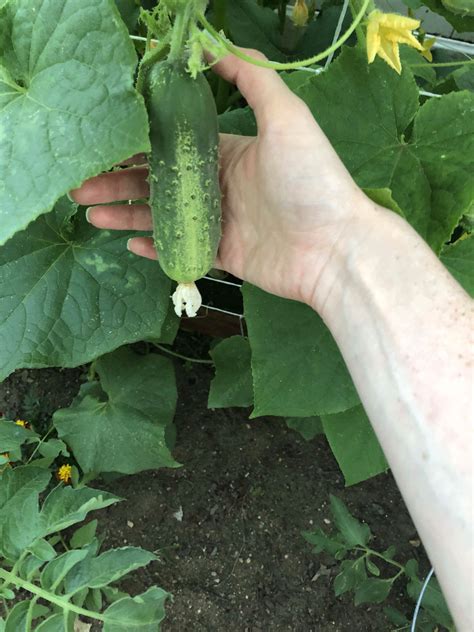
[71,51,473,629]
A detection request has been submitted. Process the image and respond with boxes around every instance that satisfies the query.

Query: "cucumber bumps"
[144,61,221,317]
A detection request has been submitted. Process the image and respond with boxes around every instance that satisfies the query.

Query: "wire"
[410,566,434,632]
[325,0,350,69]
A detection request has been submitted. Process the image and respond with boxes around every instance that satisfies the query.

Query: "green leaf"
[401,47,436,86]
[441,236,474,296]
[219,107,257,136]
[329,495,371,546]
[70,519,98,549]
[383,605,410,626]
[413,91,474,251]
[383,545,397,559]
[0,0,150,246]
[0,589,14,600]
[365,557,380,576]
[27,538,56,562]
[103,586,170,631]
[354,578,393,605]
[0,420,39,452]
[4,601,49,632]
[285,416,323,441]
[302,527,347,556]
[243,284,359,417]
[54,347,179,474]
[226,0,286,62]
[422,0,474,32]
[334,557,367,596]
[102,586,130,604]
[40,486,119,534]
[115,0,140,31]
[363,188,405,217]
[407,574,454,628]
[0,201,171,381]
[0,466,50,560]
[208,336,253,408]
[38,439,70,459]
[41,548,90,591]
[295,48,474,253]
[292,6,354,62]
[18,553,46,581]
[85,587,103,612]
[35,615,64,632]
[64,547,156,594]
[321,406,389,486]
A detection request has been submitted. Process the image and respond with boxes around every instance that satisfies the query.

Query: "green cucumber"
[144,60,221,316]
[441,0,474,16]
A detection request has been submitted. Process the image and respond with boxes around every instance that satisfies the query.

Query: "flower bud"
[292,0,309,27]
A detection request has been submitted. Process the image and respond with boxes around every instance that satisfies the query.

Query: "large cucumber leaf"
[440,235,474,296]
[53,347,179,474]
[0,199,170,381]
[243,284,359,418]
[0,0,149,246]
[296,48,474,253]
[322,406,389,486]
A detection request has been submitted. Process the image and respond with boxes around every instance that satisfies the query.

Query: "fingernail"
[66,192,75,203]
[127,238,134,251]
[85,207,92,223]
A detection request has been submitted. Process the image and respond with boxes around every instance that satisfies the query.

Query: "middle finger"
[86,204,153,231]
[71,167,149,205]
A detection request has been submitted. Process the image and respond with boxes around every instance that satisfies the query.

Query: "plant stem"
[355,546,405,570]
[0,552,28,592]
[198,0,371,71]
[348,0,366,48]
[0,568,106,623]
[410,59,474,68]
[168,5,194,63]
[136,33,172,94]
[154,344,213,365]
[26,424,54,464]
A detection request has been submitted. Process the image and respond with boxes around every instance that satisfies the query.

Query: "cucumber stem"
[168,4,194,63]
[198,0,371,71]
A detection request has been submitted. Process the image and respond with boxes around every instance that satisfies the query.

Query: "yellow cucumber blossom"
[15,419,27,427]
[292,0,309,27]
[58,464,72,484]
[366,10,423,74]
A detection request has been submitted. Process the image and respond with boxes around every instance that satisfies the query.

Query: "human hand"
[71,50,372,309]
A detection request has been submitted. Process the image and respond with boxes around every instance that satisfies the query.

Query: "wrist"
[308,194,390,319]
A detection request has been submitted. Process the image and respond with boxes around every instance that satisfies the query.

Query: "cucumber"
[144,61,221,316]
[441,0,474,16]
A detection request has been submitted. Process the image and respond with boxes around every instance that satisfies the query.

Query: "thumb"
[210,47,303,132]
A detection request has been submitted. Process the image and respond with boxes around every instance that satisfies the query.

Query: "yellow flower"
[292,0,309,27]
[15,419,27,427]
[58,464,72,484]
[421,37,436,62]
[366,10,423,74]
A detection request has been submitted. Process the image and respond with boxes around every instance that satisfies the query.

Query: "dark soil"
[0,334,432,632]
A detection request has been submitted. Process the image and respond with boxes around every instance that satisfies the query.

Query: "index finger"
[211,48,304,132]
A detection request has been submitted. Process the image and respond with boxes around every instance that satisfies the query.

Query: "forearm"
[313,201,473,629]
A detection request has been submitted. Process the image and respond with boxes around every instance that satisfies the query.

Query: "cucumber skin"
[144,61,221,284]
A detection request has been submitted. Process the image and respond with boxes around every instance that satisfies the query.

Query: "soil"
[0,333,433,632]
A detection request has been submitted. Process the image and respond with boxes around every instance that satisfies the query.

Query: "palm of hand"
[217,122,362,305]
